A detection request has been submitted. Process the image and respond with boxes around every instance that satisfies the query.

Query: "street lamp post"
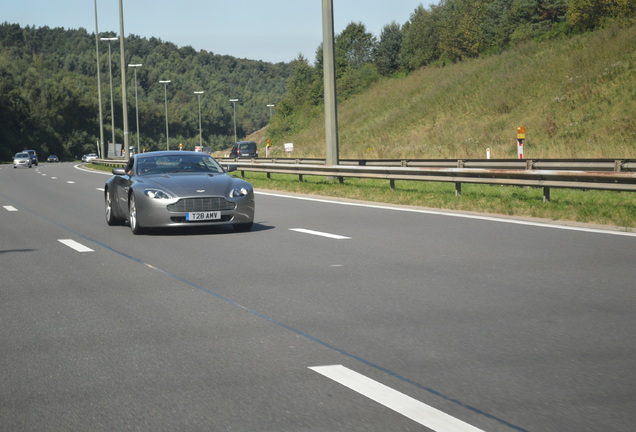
[267,104,275,122]
[229,99,239,144]
[194,91,204,148]
[118,0,130,160]
[129,64,142,154]
[100,36,118,154]
[93,0,105,158]
[160,80,171,150]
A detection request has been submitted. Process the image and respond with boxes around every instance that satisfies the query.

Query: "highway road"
[1,162,635,432]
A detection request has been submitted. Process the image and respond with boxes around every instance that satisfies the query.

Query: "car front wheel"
[129,194,144,235]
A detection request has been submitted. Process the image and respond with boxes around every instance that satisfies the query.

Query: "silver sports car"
[104,151,255,234]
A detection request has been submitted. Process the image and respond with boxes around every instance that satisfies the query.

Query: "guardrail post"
[614,160,623,172]
[526,160,535,170]
[455,182,462,196]
[390,179,395,190]
[543,187,551,203]
[299,174,304,182]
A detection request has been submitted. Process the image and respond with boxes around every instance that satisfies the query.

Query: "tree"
[375,22,403,76]
[568,0,635,30]
[400,5,442,70]
[335,22,377,71]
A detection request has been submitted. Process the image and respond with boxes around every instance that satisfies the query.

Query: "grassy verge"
[233,171,636,230]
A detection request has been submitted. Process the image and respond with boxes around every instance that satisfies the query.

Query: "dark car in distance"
[23,150,38,166]
[229,141,258,158]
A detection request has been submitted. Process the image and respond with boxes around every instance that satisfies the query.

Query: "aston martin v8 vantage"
[104,151,255,234]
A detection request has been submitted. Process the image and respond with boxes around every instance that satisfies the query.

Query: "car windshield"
[136,154,224,176]
[15,153,27,158]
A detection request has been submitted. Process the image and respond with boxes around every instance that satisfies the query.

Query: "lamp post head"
[128,63,143,67]
[194,91,204,94]
[229,99,238,103]
[100,37,118,41]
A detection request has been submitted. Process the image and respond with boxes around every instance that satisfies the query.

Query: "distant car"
[13,152,32,168]
[82,153,98,163]
[229,141,258,158]
[104,151,255,234]
[47,155,59,162]
[23,149,38,166]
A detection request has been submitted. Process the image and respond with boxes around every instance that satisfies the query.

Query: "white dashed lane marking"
[290,228,351,240]
[58,239,94,253]
[310,365,486,432]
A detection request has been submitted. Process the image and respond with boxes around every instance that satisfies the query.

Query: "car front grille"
[167,197,236,212]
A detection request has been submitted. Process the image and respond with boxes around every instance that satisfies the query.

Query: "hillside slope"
[259,24,635,160]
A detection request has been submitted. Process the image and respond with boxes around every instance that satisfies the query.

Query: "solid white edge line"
[58,239,94,253]
[310,365,486,432]
[257,191,636,238]
[290,228,351,240]
[74,164,113,175]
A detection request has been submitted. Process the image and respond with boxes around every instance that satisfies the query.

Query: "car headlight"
[230,187,251,198]
[144,189,172,199]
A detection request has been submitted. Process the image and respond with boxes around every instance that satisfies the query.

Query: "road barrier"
[217,158,636,202]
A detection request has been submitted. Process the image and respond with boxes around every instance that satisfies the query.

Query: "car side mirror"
[112,167,127,175]
[226,164,237,172]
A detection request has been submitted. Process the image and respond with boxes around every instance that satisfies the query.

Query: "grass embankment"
[256,24,636,160]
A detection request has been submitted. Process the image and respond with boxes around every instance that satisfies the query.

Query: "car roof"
[135,150,212,159]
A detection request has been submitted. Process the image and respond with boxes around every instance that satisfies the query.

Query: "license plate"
[185,211,220,221]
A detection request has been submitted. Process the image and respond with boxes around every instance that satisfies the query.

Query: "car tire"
[233,222,253,232]
[105,189,124,226]
[129,193,144,235]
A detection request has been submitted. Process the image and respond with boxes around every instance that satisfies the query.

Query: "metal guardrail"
[216,158,636,202]
[218,158,636,172]
[93,158,636,202]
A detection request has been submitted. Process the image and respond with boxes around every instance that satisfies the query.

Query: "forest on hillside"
[1,0,634,161]
[0,25,292,161]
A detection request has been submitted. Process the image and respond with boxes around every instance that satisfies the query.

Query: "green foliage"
[374,22,403,76]
[400,6,442,69]
[568,0,636,30]
[335,22,377,71]
[0,23,291,160]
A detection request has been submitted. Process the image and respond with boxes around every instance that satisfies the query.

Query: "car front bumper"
[135,194,255,229]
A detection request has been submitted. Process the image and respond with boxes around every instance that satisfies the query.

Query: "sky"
[3,0,426,63]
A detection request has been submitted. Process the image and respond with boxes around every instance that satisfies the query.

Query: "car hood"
[136,173,237,197]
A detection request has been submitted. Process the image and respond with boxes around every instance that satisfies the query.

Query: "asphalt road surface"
[1,162,635,432]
